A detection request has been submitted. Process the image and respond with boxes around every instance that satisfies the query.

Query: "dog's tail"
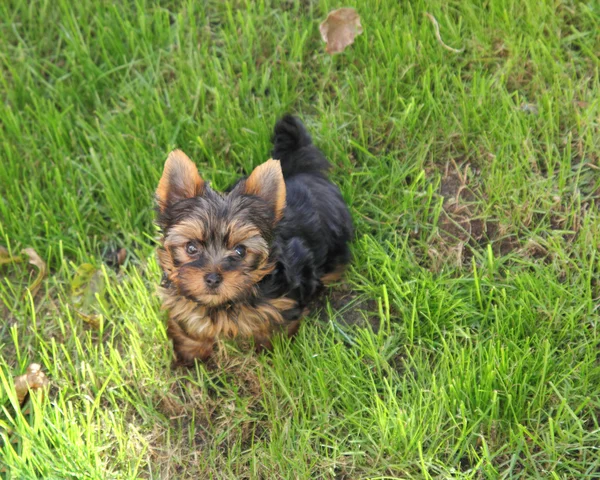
[271,114,330,178]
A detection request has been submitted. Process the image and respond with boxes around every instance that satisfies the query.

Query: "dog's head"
[155,150,285,307]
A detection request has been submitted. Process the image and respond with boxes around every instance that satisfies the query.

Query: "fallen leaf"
[117,248,127,266]
[319,7,363,54]
[71,263,98,298]
[21,248,47,296]
[71,264,106,329]
[13,363,49,406]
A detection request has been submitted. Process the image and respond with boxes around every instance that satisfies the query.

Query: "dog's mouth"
[177,291,225,308]
[180,287,236,308]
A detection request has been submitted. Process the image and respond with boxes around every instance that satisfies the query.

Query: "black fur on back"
[258,115,353,308]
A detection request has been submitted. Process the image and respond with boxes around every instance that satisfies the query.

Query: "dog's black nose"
[204,272,223,288]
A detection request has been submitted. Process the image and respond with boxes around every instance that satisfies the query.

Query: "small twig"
[424,12,464,53]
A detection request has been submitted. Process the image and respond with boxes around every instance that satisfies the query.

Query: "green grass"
[1,0,599,477]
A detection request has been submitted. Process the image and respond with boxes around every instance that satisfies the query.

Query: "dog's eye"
[233,245,246,258]
[185,242,199,255]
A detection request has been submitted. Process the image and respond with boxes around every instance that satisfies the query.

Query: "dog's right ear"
[156,150,205,211]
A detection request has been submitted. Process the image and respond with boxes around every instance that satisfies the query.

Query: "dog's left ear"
[242,159,286,222]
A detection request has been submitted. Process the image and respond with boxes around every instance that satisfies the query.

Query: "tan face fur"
[156,150,285,307]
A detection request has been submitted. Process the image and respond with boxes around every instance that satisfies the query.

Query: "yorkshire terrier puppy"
[155,115,353,365]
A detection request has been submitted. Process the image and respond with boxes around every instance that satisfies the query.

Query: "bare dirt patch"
[316,288,380,331]
[428,160,522,270]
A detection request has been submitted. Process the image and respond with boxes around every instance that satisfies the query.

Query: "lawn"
[1,0,599,478]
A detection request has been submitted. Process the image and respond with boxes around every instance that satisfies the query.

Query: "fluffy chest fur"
[159,287,298,339]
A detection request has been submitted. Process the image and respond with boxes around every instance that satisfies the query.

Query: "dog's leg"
[167,319,214,366]
[252,331,274,353]
[286,319,302,337]
[253,319,302,356]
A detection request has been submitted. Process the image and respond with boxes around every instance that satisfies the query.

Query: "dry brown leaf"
[319,7,363,54]
[13,363,49,406]
[116,247,127,266]
[21,248,47,296]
